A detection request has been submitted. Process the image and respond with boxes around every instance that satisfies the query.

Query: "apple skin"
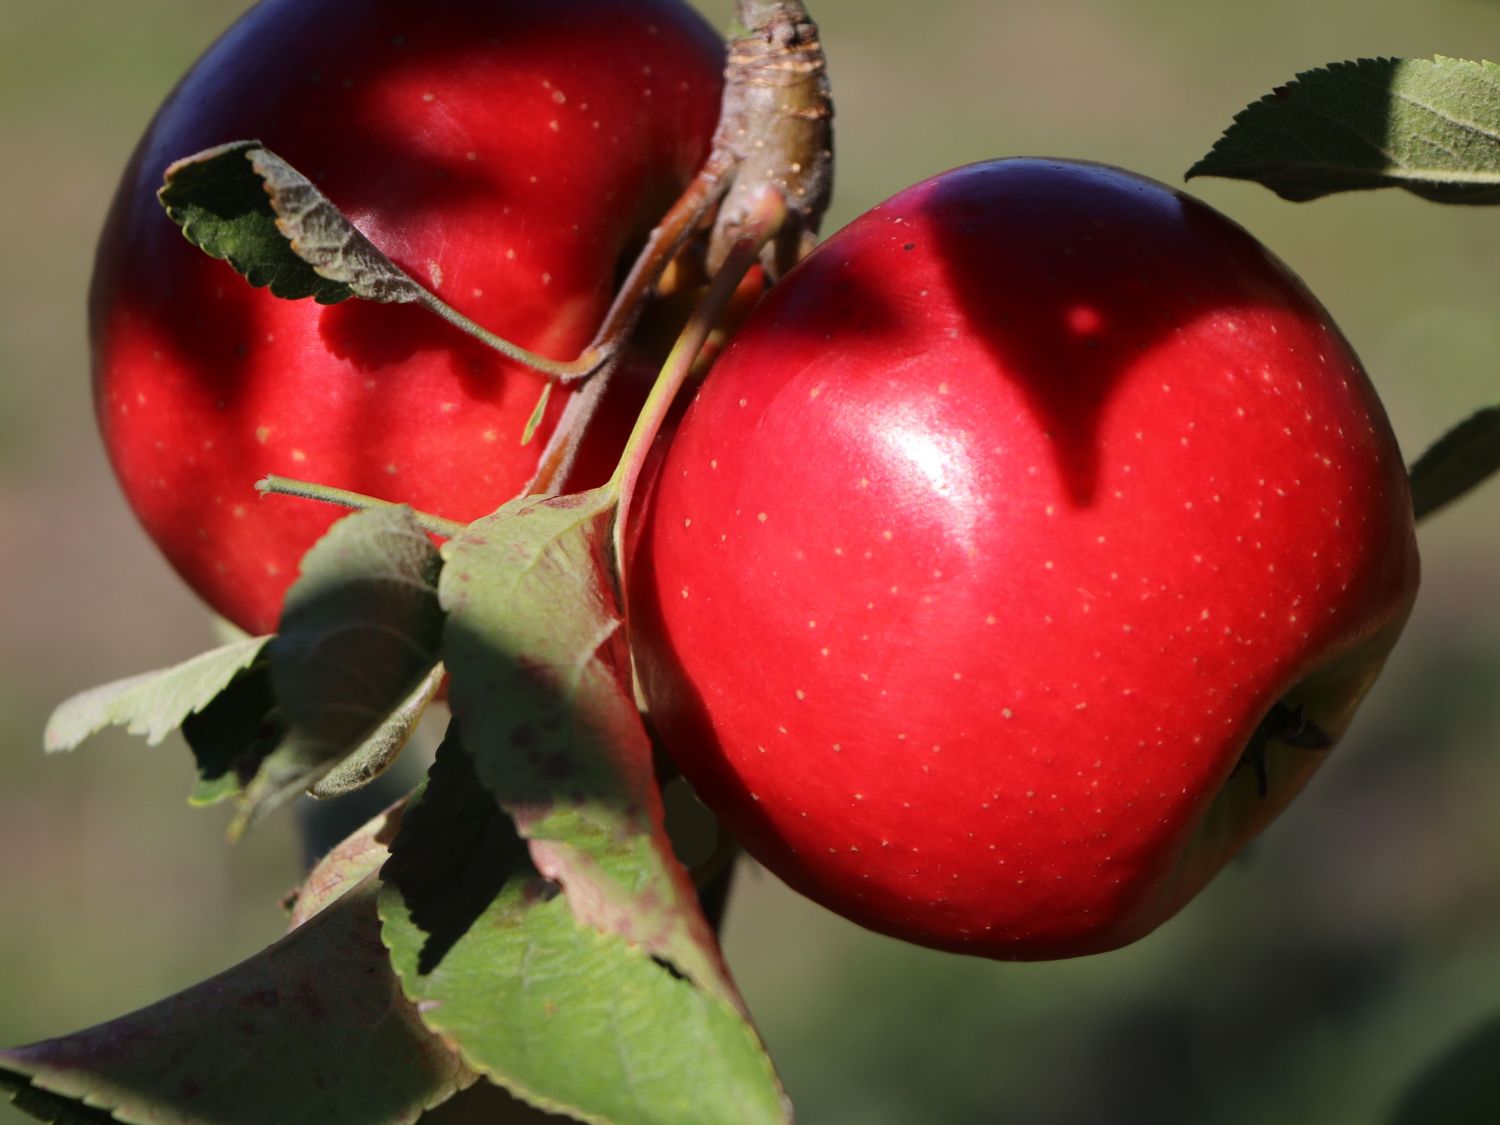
[91,0,723,636]
[629,158,1420,960]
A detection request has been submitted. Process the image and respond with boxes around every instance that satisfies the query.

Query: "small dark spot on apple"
[903,242,916,251]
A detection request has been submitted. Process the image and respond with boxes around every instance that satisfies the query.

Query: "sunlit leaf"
[287,798,407,929]
[44,635,271,753]
[379,738,790,1125]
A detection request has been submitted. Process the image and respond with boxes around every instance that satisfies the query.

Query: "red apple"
[629,158,1420,960]
[91,0,723,636]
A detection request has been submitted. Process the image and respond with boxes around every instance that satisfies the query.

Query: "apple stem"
[573,153,740,376]
[254,474,468,539]
[713,0,833,278]
[521,158,739,496]
[607,185,788,573]
[413,290,600,382]
[520,2,831,494]
[417,152,739,391]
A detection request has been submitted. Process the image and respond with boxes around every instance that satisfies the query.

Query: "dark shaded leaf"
[381,734,540,976]
[1409,405,1500,520]
[230,507,444,834]
[1188,57,1500,203]
[248,147,429,302]
[182,657,283,806]
[159,141,354,303]
[1,1069,119,1123]
[2,883,473,1124]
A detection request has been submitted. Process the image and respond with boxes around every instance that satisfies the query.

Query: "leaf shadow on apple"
[925,158,1336,508]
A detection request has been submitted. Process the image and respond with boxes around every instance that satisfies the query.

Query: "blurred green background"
[3,1,1500,1122]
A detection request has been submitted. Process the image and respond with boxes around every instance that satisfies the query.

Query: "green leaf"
[1,1069,118,1124]
[158,141,353,303]
[287,798,406,929]
[439,490,735,1000]
[1409,405,1500,521]
[522,382,553,446]
[1187,57,1500,203]
[231,506,444,835]
[1,882,474,1125]
[379,739,790,1125]
[247,146,432,302]
[309,664,445,799]
[182,656,282,806]
[44,635,272,752]
[158,141,428,304]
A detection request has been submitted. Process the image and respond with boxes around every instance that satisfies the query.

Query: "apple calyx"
[535,0,833,494]
[1236,701,1333,797]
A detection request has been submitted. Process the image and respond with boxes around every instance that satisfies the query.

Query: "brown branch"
[713,0,834,278]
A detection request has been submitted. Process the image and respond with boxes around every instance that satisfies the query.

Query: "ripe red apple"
[629,158,1420,960]
[91,0,723,636]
